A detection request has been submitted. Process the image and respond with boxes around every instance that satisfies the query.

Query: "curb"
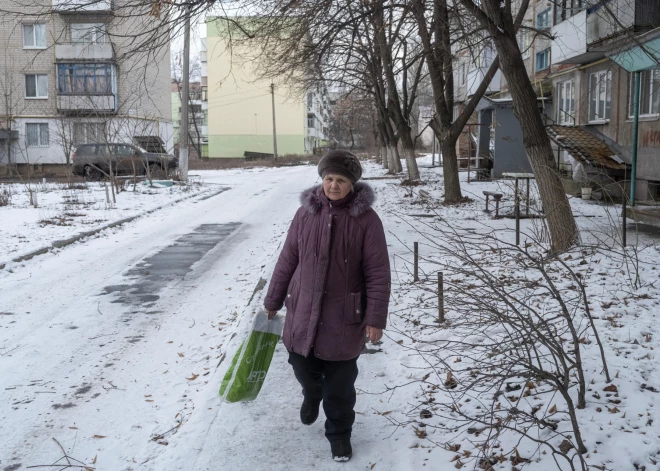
[0,187,228,270]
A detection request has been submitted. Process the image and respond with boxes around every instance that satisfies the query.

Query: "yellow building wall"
[206,20,306,158]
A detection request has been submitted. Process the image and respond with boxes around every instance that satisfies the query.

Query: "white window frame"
[588,70,611,123]
[73,122,106,146]
[556,79,575,126]
[536,8,551,29]
[536,48,550,71]
[25,74,48,99]
[22,24,46,49]
[628,70,660,118]
[71,23,106,44]
[26,123,49,147]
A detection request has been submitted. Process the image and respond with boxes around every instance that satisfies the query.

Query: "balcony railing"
[57,94,116,113]
[586,0,660,45]
[53,0,113,13]
[55,42,115,61]
[552,10,587,63]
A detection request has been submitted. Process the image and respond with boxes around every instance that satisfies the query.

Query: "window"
[517,29,531,59]
[57,64,113,95]
[556,80,575,125]
[71,23,105,44]
[536,8,551,29]
[628,70,660,117]
[73,122,105,145]
[307,114,314,128]
[23,24,46,48]
[536,49,550,71]
[589,70,611,122]
[460,63,467,84]
[116,144,135,156]
[555,0,583,24]
[307,93,313,108]
[26,123,49,147]
[25,74,48,98]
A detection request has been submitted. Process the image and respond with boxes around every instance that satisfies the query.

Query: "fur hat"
[317,150,363,183]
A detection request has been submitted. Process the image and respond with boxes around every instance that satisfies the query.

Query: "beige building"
[0,0,172,173]
[202,18,329,158]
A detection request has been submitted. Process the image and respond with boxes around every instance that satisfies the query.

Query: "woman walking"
[264,150,391,462]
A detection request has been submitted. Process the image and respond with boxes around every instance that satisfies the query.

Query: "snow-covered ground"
[0,178,217,265]
[1,160,659,471]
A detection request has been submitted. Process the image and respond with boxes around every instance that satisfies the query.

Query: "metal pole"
[515,178,520,246]
[622,195,627,247]
[631,71,641,207]
[270,83,278,159]
[467,148,471,184]
[431,136,435,166]
[526,178,530,216]
[438,272,445,323]
[413,242,419,282]
[178,7,191,182]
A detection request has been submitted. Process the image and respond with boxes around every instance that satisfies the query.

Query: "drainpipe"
[631,71,640,207]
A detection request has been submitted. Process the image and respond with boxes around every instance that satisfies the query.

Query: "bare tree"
[457,0,579,252]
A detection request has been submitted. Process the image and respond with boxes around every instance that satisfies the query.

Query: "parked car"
[71,143,178,180]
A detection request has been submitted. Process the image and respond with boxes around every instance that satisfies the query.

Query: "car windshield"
[134,145,148,153]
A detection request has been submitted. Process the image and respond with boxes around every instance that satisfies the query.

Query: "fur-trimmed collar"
[300,182,375,218]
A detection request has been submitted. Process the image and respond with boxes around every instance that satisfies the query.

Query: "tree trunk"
[387,145,402,173]
[493,34,578,251]
[399,127,421,181]
[440,136,463,203]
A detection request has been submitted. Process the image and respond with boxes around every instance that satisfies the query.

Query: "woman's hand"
[366,326,383,343]
[267,310,278,320]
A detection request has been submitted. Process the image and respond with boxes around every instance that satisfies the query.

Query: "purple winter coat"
[264,182,391,361]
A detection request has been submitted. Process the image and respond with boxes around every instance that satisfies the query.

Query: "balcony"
[466,67,500,96]
[587,0,634,45]
[57,94,116,114]
[55,42,115,61]
[52,0,113,13]
[552,10,588,64]
[587,0,659,45]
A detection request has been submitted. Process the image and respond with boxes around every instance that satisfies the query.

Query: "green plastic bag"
[219,312,284,402]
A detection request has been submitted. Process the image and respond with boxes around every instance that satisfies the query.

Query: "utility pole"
[270,82,278,159]
[178,7,191,181]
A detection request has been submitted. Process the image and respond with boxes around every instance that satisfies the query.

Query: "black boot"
[330,439,352,462]
[300,398,320,425]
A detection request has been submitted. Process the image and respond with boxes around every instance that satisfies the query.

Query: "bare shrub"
[386,212,618,471]
[0,186,13,206]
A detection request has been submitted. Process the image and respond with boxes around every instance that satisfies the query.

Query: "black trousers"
[288,350,359,442]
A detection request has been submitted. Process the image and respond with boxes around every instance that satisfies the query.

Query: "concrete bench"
[483,191,504,218]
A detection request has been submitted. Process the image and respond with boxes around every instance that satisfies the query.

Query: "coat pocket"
[347,291,364,324]
[284,279,297,312]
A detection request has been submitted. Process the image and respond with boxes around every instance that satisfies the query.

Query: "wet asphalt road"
[101,223,241,307]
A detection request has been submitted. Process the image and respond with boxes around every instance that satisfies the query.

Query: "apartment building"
[548,0,660,200]
[453,0,660,198]
[0,0,172,174]
[201,18,329,159]
[171,80,205,159]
